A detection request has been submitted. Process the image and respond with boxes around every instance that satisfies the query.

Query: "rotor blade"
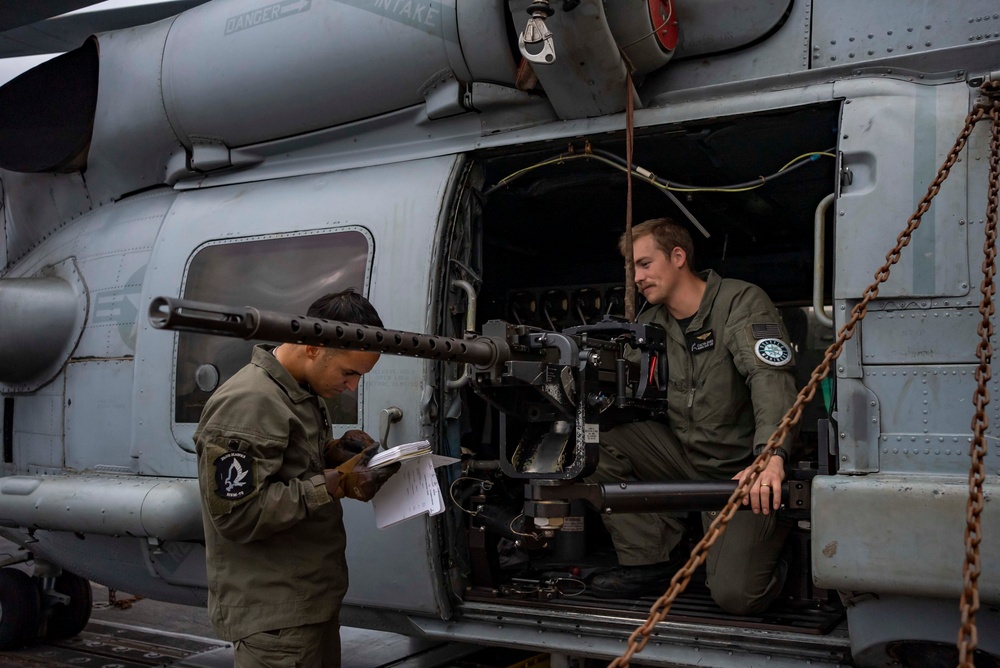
[0,0,209,58]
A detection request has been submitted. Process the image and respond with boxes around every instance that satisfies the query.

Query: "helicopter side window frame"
[170,227,375,437]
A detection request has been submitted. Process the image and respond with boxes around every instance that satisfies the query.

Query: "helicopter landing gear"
[847,594,1000,668]
[0,567,41,649]
[44,570,93,641]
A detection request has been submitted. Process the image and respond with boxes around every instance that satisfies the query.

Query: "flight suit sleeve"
[196,392,332,544]
[723,286,799,458]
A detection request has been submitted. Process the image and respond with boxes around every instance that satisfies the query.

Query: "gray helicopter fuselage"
[1,1,999,665]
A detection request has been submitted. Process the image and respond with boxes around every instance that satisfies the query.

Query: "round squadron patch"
[754,338,792,367]
[213,451,254,499]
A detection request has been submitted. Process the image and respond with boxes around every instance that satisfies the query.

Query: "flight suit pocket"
[237,627,307,668]
[691,356,744,425]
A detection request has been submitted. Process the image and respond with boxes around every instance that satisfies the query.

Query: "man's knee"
[709,578,779,616]
[586,440,634,483]
[707,558,786,616]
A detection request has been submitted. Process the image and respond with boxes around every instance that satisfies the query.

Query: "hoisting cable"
[609,78,998,668]
[619,0,674,50]
[624,69,636,323]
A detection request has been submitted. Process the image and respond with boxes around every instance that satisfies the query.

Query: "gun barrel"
[148,296,507,367]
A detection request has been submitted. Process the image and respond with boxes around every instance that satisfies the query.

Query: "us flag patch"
[751,323,782,339]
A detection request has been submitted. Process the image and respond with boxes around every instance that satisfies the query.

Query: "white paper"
[368,440,431,469]
[371,453,459,529]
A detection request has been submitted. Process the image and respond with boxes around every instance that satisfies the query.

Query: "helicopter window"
[174,229,372,426]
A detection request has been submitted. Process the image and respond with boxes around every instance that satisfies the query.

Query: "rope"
[624,70,637,323]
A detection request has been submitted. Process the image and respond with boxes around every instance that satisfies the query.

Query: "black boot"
[589,559,682,599]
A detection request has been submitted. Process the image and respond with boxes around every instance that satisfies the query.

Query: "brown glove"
[323,429,377,468]
[323,445,400,502]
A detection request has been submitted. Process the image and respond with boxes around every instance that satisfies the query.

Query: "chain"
[107,587,144,610]
[609,82,994,668]
[958,79,1000,668]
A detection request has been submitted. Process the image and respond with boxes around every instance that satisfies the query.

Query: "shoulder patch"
[213,451,255,499]
[754,338,792,367]
[751,323,783,340]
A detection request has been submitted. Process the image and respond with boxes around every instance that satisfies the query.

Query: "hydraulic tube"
[148,296,510,368]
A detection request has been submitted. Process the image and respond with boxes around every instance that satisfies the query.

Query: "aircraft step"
[1,620,552,668]
[467,582,846,636]
[2,620,228,667]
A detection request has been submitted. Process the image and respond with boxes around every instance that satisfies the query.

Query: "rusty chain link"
[107,587,143,610]
[610,79,999,668]
[959,78,1000,668]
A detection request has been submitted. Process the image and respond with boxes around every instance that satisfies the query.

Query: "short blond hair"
[619,218,695,266]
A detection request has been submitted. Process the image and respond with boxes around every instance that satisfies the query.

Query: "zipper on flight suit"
[312,397,331,456]
[678,322,696,419]
[668,318,698,429]
[686,345,696,414]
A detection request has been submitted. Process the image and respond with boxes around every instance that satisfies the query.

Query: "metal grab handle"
[813,192,836,328]
[378,407,403,450]
[446,279,478,389]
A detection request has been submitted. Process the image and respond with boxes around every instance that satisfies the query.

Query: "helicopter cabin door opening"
[432,101,841,629]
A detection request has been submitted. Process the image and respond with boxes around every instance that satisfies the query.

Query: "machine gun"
[149,297,808,537]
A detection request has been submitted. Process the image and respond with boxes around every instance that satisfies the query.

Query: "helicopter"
[1,1,999,665]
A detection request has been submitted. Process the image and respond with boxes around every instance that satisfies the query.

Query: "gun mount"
[149,297,805,537]
[150,296,667,483]
[148,295,510,367]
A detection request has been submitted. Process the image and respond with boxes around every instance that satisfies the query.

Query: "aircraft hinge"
[422,74,468,121]
[969,70,1000,87]
[146,536,166,555]
[840,166,854,188]
[189,138,232,172]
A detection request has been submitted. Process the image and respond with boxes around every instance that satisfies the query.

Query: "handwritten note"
[371,454,457,529]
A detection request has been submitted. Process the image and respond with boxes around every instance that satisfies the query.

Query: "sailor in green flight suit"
[195,289,398,668]
[588,218,798,615]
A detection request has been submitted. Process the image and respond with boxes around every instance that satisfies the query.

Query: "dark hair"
[307,289,384,328]
[619,217,695,268]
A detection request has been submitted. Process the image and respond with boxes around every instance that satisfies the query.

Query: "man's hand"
[732,454,785,515]
[323,445,400,502]
[323,429,377,468]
